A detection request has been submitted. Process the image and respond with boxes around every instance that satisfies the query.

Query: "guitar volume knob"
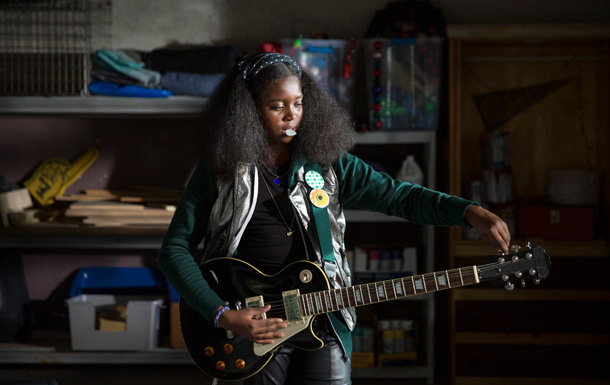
[224,344,234,354]
[204,347,214,357]
[235,359,246,369]
[215,361,226,372]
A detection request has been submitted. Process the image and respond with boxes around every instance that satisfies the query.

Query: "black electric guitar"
[180,245,551,381]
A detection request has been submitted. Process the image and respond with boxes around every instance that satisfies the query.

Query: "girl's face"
[257,76,303,145]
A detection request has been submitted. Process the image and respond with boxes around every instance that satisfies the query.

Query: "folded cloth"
[93,50,161,87]
[91,69,147,87]
[160,72,224,97]
[89,81,173,98]
[143,45,243,74]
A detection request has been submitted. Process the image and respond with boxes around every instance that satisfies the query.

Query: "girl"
[159,52,510,385]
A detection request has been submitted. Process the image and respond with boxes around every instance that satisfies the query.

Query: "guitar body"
[180,246,551,381]
[180,258,332,381]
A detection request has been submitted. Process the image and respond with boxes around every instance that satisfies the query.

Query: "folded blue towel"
[160,72,224,97]
[89,81,173,98]
[93,50,161,87]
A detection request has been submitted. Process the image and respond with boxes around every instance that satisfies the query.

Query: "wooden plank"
[453,289,610,302]
[455,332,610,345]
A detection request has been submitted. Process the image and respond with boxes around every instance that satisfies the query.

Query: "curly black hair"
[200,60,356,179]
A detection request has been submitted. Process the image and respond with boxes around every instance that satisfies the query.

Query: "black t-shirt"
[236,163,308,274]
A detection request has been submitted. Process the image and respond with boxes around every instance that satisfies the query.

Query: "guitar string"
[250,261,536,317]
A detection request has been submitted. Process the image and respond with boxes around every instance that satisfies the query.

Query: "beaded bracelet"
[213,306,230,328]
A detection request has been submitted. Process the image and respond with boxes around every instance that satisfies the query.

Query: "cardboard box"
[517,205,595,240]
[351,352,375,368]
[170,302,186,349]
[66,294,163,351]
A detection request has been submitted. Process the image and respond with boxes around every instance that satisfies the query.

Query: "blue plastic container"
[69,267,167,298]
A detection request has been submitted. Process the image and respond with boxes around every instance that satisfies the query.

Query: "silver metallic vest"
[200,162,356,331]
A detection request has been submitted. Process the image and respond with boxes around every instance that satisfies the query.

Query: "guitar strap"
[303,163,336,280]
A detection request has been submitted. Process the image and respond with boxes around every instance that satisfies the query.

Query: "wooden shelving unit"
[0,98,439,383]
[447,24,610,385]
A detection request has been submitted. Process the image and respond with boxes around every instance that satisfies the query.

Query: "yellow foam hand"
[24,147,99,206]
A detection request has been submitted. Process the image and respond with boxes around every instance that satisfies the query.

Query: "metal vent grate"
[0,0,111,96]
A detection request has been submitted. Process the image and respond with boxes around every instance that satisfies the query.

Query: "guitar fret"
[354,286,362,305]
[446,271,451,288]
[422,275,428,293]
[345,288,352,308]
[299,296,307,317]
[411,276,417,294]
[335,290,343,309]
[367,283,373,304]
[394,279,403,297]
[316,293,323,314]
[400,278,407,298]
[459,268,464,286]
[433,272,439,291]
[373,283,380,302]
[324,292,332,311]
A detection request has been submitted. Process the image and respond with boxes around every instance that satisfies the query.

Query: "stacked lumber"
[61,189,180,227]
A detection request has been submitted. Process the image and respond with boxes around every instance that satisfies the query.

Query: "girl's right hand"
[216,304,287,345]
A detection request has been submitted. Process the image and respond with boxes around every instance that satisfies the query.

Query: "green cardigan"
[159,153,476,355]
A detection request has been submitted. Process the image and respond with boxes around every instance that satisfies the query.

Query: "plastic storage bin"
[364,37,443,131]
[281,38,357,113]
[66,294,163,351]
[69,267,167,297]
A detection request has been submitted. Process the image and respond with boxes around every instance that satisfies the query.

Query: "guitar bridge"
[282,289,305,325]
[245,295,266,319]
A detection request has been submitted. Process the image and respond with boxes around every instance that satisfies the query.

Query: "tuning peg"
[515,272,523,278]
[534,278,541,285]
[525,253,533,259]
[504,282,515,291]
[235,301,242,310]
[529,269,537,276]
[521,279,526,287]
[526,241,532,249]
[510,244,521,253]
[498,256,505,264]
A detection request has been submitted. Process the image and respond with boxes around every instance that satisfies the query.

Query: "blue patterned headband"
[237,53,302,85]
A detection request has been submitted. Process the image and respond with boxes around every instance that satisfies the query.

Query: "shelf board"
[0,225,168,250]
[0,348,192,365]
[351,365,433,379]
[452,288,610,302]
[344,209,406,223]
[0,95,208,115]
[455,376,609,385]
[453,239,609,257]
[455,332,610,346]
[355,130,435,144]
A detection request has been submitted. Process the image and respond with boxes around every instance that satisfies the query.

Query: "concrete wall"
[112,0,610,52]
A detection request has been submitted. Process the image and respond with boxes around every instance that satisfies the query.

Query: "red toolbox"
[517,205,595,241]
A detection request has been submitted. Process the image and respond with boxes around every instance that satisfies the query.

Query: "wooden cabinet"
[446,24,610,385]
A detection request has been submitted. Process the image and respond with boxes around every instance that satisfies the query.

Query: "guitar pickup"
[282,289,304,325]
[245,295,266,319]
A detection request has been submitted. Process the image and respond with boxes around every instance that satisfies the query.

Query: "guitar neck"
[299,266,480,316]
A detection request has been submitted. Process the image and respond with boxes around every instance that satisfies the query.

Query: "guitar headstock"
[478,244,551,290]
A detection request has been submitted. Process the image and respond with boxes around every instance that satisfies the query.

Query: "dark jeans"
[243,317,351,385]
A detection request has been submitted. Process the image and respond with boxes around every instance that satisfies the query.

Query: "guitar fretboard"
[298,266,479,316]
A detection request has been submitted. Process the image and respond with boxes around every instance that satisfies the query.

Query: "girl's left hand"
[465,205,511,254]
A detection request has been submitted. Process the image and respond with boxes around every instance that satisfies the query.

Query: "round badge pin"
[305,170,325,189]
[309,188,329,208]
